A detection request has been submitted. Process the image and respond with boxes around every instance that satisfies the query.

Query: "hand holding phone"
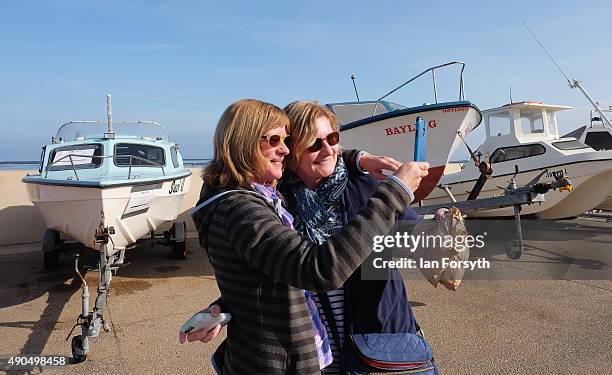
[180,311,232,334]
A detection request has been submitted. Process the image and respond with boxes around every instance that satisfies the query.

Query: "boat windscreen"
[48,143,104,171]
[551,139,591,150]
[584,131,612,150]
[387,102,407,111]
[329,102,390,125]
[56,121,169,141]
[114,143,166,167]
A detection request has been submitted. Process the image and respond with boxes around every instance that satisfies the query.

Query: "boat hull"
[25,176,190,255]
[597,194,612,211]
[341,103,481,202]
[424,156,612,218]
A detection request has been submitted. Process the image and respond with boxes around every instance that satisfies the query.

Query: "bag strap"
[191,189,268,216]
[192,189,275,266]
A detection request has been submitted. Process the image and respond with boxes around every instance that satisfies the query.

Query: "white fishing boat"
[521,23,612,213]
[329,62,482,202]
[423,101,612,218]
[21,95,192,362]
[563,110,612,211]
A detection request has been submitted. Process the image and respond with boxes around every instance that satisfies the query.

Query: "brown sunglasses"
[307,131,340,152]
[260,134,292,147]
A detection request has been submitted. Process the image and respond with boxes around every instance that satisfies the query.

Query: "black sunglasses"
[307,131,340,152]
[260,134,291,147]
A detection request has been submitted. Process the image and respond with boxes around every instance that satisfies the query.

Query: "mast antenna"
[106,94,113,133]
[521,20,612,128]
[521,20,571,84]
[351,74,360,102]
[105,94,115,138]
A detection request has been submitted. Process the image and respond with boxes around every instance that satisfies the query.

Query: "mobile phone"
[414,116,427,162]
[180,312,232,334]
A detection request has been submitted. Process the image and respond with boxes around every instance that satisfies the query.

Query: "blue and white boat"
[22,95,192,362]
[23,96,192,263]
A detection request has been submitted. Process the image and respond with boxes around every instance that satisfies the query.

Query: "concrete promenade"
[0,217,611,374]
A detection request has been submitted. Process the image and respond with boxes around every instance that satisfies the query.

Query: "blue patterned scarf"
[287,156,349,245]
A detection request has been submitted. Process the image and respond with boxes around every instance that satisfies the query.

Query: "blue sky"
[1,0,611,161]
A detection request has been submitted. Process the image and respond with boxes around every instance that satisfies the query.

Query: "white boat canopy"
[482,101,572,144]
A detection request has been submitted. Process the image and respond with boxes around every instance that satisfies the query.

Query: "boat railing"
[372,61,466,117]
[125,155,165,179]
[590,108,612,128]
[54,120,170,142]
[45,154,166,180]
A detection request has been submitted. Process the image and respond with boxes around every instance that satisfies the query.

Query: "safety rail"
[54,120,169,143]
[372,61,466,117]
[44,153,165,180]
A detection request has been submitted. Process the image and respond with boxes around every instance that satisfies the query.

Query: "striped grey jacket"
[192,179,410,375]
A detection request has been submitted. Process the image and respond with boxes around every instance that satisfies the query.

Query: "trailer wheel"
[170,222,187,259]
[43,229,61,269]
[71,335,87,363]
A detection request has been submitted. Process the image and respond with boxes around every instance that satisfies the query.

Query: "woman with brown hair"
[280,101,427,374]
[190,98,428,374]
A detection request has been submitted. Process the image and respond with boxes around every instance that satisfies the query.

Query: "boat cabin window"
[584,131,612,150]
[546,112,557,137]
[330,102,390,125]
[488,112,511,136]
[170,146,180,168]
[48,144,104,171]
[519,108,544,134]
[38,146,46,173]
[490,144,546,163]
[114,143,166,167]
[552,140,591,151]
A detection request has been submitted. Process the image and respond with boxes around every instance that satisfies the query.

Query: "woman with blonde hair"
[280,101,432,374]
[190,98,428,374]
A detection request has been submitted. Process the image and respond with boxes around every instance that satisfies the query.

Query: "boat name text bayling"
[442,106,469,113]
[385,120,437,136]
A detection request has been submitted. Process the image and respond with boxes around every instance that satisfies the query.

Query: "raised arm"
[224,179,412,292]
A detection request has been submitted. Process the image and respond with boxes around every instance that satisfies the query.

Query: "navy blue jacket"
[280,150,420,336]
[341,173,419,335]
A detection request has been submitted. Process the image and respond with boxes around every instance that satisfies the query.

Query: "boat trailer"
[64,216,187,363]
[414,166,573,259]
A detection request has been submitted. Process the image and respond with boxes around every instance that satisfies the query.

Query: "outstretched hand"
[179,304,223,344]
[392,161,430,193]
[359,153,403,180]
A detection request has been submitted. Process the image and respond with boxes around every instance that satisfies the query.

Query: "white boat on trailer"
[563,110,612,151]
[328,62,483,202]
[563,109,612,211]
[522,22,612,213]
[423,101,612,218]
[21,95,192,362]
